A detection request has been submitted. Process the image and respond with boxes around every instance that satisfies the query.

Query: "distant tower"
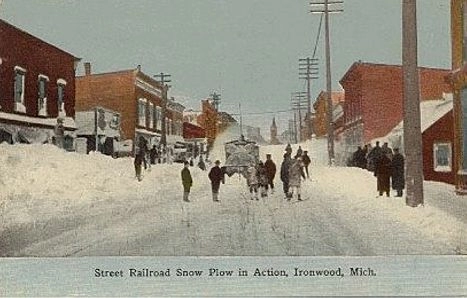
[270,117,280,145]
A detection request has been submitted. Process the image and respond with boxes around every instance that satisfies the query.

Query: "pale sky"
[0,0,451,137]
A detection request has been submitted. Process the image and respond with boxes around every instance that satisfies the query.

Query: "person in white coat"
[246,163,259,200]
[288,156,305,201]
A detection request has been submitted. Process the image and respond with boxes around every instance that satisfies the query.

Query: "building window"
[138,98,147,127]
[38,75,49,116]
[57,79,67,116]
[14,67,26,113]
[148,102,154,129]
[462,88,467,169]
[433,142,452,172]
[155,106,162,130]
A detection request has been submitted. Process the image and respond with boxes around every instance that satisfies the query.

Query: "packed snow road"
[0,140,465,256]
[0,168,458,256]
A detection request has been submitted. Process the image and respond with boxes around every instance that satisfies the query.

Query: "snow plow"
[223,136,259,178]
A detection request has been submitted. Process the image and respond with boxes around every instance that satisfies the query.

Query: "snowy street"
[0,139,466,256]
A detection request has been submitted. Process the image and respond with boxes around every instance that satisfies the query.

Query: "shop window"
[38,75,48,116]
[14,67,26,113]
[434,142,452,172]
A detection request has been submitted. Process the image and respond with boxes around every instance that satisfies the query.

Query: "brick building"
[312,91,345,138]
[0,19,79,147]
[447,0,467,193]
[340,61,452,154]
[75,64,184,152]
[197,99,218,150]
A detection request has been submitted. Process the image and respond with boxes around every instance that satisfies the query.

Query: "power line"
[230,109,292,116]
[312,13,324,59]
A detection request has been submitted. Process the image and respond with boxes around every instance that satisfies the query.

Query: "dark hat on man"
[184,161,189,165]
[215,160,221,165]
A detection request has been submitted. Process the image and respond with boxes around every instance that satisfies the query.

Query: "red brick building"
[197,100,218,150]
[75,64,184,151]
[0,19,79,146]
[340,62,452,152]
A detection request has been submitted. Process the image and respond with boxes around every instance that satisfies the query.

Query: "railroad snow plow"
[223,136,259,178]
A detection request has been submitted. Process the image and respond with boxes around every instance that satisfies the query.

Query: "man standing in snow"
[208,160,224,202]
[367,141,382,172]
[301,151,311,179]
[181,161,193,202]
[374,153,392,197]
[257,161,269,198]
[264,154,276,193]
[134,150,144,182]
[280,153,292,199]
[288,156,305,201]
[391,148,405,197]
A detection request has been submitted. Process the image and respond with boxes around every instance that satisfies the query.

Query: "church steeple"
[270,117,280,145]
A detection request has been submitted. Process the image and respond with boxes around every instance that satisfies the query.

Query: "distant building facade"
[75,64,184,153]
[312,91,345,138]
[0,19,79,148]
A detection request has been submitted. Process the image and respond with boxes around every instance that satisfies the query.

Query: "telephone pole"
[299,57,319,140]
[153,72,171,147]
[402,0,424,207]
[291,91,308,142]
[310,0,343,166]
[210,92,221,111]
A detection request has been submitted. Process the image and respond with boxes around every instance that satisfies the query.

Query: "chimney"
[84,62,91,75]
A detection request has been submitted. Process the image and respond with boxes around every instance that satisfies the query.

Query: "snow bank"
[0,143,183,228]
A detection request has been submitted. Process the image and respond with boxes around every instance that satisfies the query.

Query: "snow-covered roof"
[372,93,453,148]
[390,93,453,135]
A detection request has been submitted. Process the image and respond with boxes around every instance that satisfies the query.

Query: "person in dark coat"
[181,161,193,202]
[198,155,206,171]
[150,145,157,164]
[295,146,303,158]
[280,153,292,199]
[264,154,277,193]
[374,153,392,197]
[257,161,269,197]
[137,136,148,169]
[367,141,382,172]
[391,148,405,197]
[302,151,311,178]
[285,143,292,156]
[134,150,144,182]
[352,146,367,169]
[208,160,224,202]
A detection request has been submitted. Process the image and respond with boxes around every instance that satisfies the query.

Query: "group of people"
[180,158,224,202]
[245,154,277,200]
[279,144,311,201]
[179,144,312,204]
[351,141,405,197]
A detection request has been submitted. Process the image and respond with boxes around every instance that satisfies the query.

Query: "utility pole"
[291,91,308,142]
[402,0,423,207]
[310,0,343,166]
[210,92,221,111]
[153,72,171,147]
[299,57,319,140]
